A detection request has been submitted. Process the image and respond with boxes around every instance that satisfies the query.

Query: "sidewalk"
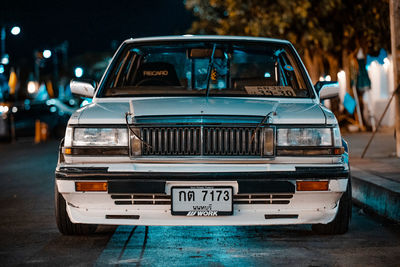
[343,128,400,222]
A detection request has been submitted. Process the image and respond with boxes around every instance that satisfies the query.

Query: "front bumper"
[65,200,341,226]
[56,163,349,226]
[56,162,348,180]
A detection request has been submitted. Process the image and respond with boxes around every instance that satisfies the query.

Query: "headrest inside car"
[134,62,180,86]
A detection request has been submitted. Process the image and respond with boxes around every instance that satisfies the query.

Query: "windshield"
[99,42,311,98]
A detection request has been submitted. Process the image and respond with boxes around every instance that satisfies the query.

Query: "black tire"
[312,177,352,235]
[55,183,97,235]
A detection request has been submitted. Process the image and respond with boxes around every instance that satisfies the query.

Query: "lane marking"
[136,226,149,267]
[116,226,137,266]
[96,225,142,266]
[97,226,254,266]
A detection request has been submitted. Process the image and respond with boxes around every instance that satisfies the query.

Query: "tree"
[185,0,390,85]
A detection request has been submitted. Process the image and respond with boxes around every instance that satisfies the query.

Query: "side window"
[105,51,137,88]
[105,55,128,89]
[276,52,307,93]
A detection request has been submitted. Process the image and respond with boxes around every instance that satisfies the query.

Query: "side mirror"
[315,81,339,100]
[70,79,96,98]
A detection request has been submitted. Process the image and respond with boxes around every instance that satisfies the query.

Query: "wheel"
[312,177,352,235]
[55,183,97,235]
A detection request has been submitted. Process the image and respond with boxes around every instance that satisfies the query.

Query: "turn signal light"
[75,182,108,192]
[64,148,72,155]
[334,147,345,155]
[296,181,329,191]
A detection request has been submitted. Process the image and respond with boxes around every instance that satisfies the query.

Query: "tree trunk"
[342,49,351,94]
[390,0,400,157]
[326,54,341,116]
[303,48,323,84]
[326,54,339,81]
[303,49,317,83]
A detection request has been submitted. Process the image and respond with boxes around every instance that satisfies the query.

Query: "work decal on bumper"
[186,205,218,216]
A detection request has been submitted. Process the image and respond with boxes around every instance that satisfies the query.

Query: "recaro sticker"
[143,70,169,76]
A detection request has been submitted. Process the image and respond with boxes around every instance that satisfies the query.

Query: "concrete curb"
[351,167,400,222]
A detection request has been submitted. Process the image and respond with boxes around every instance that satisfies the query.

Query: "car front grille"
[142,127,201,156]
[203,127,262,156]
[139,126,269,157]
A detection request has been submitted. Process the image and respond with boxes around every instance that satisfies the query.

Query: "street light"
[10,26,21,36]
[43,49,52,59]
[27,81,37,94]
[74,67,84,78]
[27,72,38,94]
[1,25,21,66]
[0,54,9,65]
[43,49,51,59]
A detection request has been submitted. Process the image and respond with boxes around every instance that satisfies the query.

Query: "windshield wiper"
[250,101,280,145]
[125,113,153,149]
[125,100,152,149]
[205,44,217,98]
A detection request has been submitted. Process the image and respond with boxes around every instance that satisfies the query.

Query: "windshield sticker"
[244,86,296,96]
[211,68,217,81]
[284,65,294,71]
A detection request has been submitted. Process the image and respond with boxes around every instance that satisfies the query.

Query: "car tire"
[55,183,97,235]
[312,177,352,235]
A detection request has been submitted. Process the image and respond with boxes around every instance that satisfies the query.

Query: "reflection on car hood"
[75,97,326,125]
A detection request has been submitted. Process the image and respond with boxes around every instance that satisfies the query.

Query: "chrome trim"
[200,125,204,155]
[64,156,343,164]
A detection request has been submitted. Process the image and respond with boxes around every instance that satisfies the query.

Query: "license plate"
[171,186,233,216]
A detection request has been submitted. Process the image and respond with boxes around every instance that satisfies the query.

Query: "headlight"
[277,128,332,146]
[72,128,128,146]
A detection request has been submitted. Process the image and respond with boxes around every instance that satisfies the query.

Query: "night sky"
[2,0,193,65]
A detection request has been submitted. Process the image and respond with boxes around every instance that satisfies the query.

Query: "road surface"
[0,140,399,266]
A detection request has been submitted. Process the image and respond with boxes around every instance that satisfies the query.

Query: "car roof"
[122,35,292,45]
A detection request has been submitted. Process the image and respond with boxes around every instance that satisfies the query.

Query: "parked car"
[0,99,77,141]
[55,36,350,236]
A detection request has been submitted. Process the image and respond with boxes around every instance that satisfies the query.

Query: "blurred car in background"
[0,98,79,141]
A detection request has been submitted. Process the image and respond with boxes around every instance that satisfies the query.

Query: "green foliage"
[185,0,390,65]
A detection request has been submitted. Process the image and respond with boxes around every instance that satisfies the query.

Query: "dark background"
[1,0,193,68]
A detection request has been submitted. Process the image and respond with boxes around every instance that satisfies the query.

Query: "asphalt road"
[1,140,399,266]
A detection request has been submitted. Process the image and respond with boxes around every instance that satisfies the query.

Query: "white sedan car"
[55,36,351,235]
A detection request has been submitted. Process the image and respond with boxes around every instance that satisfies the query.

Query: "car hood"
[74,97,326,125]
